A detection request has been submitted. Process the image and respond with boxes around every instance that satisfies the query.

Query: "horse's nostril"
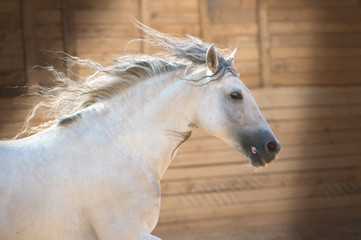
[268,141,275,149]
[266,140,280,155]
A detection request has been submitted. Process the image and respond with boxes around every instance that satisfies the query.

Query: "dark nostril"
[266,140,280,155]
[268,141,275,149]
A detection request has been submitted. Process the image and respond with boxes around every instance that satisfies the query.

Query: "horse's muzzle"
[238,129,281,167]
[249,140,281,167]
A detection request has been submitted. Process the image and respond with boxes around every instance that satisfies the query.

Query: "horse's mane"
[16,21,235,139]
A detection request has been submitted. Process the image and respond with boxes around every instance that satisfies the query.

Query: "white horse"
[0,24,280,240]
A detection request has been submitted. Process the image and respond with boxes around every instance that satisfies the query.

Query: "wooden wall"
[0,0,26,95]
[268,0,361,85]
[1,0,361,236]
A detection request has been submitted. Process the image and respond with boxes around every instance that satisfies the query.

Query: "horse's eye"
[230,91,243,100]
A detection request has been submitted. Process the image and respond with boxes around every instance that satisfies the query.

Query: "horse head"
[195,45,281,167]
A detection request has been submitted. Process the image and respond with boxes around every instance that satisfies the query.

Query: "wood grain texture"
[62,0,76,56]
[257,0,271,86]
[198,0,211,42]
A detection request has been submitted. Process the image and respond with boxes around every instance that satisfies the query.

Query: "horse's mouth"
[249,152,274,167]
[247,148,277,167]
[236,142,279,167]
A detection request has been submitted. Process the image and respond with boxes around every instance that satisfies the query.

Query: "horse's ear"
[206,44,219,72]
[227,48,237,65]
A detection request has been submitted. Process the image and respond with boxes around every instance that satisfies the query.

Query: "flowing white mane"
[18,22,236,138]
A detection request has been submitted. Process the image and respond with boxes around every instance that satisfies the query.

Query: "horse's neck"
[104,72,199,178]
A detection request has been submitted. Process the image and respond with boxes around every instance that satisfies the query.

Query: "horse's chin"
[249,154,267,167]
[248,151,278,167]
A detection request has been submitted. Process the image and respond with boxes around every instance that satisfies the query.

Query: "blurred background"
[1,0,361,239]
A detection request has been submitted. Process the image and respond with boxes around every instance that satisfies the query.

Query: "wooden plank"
[208,0,257,12]
[149,0,198,12]
[212,23,258,37]
[261,105,361,121]
[0,87,24,97]
[161,167,361,195]
[161,181,361,210]
[0,42,24,56]
[269,8,361,22]
[147,23,200,37]
[208,0,257,23]
[251,85,361,97]
[213,35,259,48]
[210,10,257,24]
[0,122,25,139]
[0,56,24,71]
[171,142,361,167]
[0,71,26,86]
[0,108,36,123]
[33,39,64,51]
[34,0,62,10]
[270,22,361,35]
[0,28,23,42]
[76,39,134,54]
[233,48,260,61]
[34,10,62,25]
[74,0,138,10]
[148,13,200,25]
[0,13,21,28]
[170,153,361,177]
[272,57,361,73]
[271,34,361,48]
[234,61,260,74]
[155,205,361,235]
[76,25,138,39]
[158,193,361,223]
[271,47,361,59]
[257,0,272,86]
[268,0,359,9]
[33,26,63,40]
[0,0,20,13]
[75,10,141,25]
[239,73,261,87]
[268,118,361,134]
[253,90,361,108]
[272,72,361,85]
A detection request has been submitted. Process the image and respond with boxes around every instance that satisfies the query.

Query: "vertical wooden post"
[198,0,212,42]
[257,0,272,87]
[20,0,33,86]
[62,0,76,56]
[139,0,150,54]
[61,0,76,77]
